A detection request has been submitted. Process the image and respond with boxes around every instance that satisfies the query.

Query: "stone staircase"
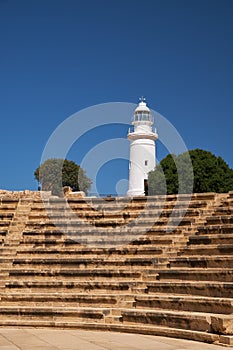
[0,191,232,345]
[151,192,233,345]
[0,197,19,249]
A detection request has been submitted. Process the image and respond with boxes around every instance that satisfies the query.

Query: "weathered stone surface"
[211,316,233,335]
[0,191,232,346]
[219,335,233,345]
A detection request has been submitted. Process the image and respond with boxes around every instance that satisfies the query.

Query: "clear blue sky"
[0,0,232,194]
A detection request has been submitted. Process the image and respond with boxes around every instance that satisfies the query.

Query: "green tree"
[148,149,233,195]
[34,158,92,196]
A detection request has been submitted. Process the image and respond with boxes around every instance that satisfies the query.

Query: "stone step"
[21,238,162,247]
[179,243,233,255]
[121,308,215,333]
[0,306,109,322]
[20,231,189,243]
[188,200,212,208]
[22,229,186,242]
[157,268,233,282]
[197,224,233,235]
[122,310,233,345]
[8,268,149,280]
[0,248,17,255]
[0,213,14,219]
[23,226,177,234]
[134,294,233,314]
[169,256,233,269]
[9,261,159,271]
[28,208,203,220]
[43,203,147,212]
[17,246,164,256]
[22,230,173,242]
[148,227,194,235]
[10,257,160,268]
[214,207,233,215]
[0,221,12,227]
[16,241,166,249]
[0,204,18,210]
[57,196,185,205]
[20,238,179,249]
[0,292,135,308]
[206,215,233,225]
[0,319,221,344]
[188,233,233,245]
[22,228,188,239]
[32,198,213,213]
[24,218,195,230]
[14,253,169,266]
[70,201,206,212]
[5,280,148,293]
[147,281,233,298]
[21,230,189,242]
[191,193,216,200]
[68,218,129,226]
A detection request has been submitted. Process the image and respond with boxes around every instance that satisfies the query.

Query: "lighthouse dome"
[135,101,150,113]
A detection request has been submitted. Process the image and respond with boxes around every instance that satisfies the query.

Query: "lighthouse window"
[145,160,148,166]
[135,112,150,121]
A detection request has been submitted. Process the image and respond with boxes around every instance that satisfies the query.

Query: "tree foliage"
[34,158,92,196]
[148,149,233,195]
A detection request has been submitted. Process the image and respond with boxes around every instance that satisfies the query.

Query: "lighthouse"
[127,98,158,196]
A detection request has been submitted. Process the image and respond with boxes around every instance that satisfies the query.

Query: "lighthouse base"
[127,189,145,197]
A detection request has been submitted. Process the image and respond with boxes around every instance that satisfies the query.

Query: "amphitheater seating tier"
[0,191,232,346]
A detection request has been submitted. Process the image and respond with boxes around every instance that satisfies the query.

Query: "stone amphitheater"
[0,190,233,346]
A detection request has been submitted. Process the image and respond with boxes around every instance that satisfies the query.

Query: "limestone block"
[211,316,233,335]
[68,191,85,198]
[219,335,233,345]
[63,186,72,196]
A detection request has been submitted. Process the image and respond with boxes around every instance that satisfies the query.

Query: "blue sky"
[0,0,232,195]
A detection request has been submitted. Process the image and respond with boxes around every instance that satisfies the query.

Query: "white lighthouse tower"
[127,98,158,196]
